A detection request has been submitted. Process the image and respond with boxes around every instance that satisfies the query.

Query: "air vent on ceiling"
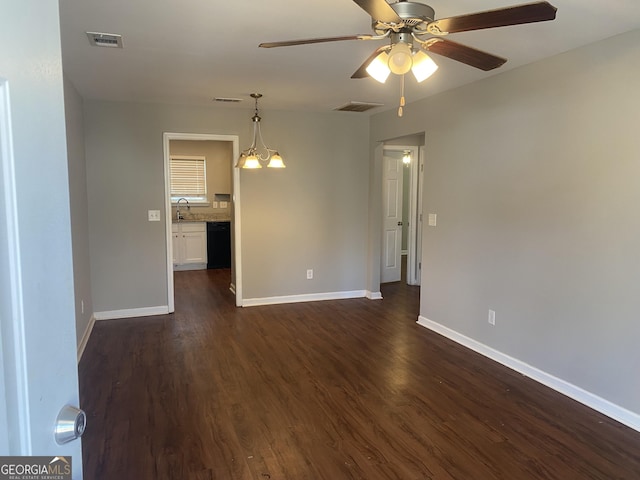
[214,97,243,103]
[334,101,383,113]
[86,32,123,48]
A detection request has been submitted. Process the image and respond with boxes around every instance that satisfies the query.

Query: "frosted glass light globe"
[388,42,413,75]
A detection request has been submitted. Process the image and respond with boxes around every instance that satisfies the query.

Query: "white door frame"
[162,133,242,309]
[411,146,425,285]
[0,78,30,453]
[382,145,422,286]
[404,145,423,286]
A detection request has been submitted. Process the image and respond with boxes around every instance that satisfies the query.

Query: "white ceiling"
[59,0,640,115]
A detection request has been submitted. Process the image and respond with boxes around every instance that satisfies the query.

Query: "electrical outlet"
[306,269,313,280]
[488,309,496,326]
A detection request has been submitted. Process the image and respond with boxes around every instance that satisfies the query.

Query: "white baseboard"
[229,283,236,295]
[77,314,96,363]
[366,291,383,300]
[417,316,640,433]
[94,305,170,321]
[242,290,367,307]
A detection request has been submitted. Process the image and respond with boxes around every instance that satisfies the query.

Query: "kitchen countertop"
[172,213,231,223]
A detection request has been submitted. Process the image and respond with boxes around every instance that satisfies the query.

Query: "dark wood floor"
[80,270,640,479]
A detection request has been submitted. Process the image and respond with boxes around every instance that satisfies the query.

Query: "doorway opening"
[381,143,424,287]
[162,133,242,310]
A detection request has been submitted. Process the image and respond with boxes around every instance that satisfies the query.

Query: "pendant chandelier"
[236,93,285,169]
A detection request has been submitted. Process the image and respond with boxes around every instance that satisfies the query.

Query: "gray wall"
[240,110,369,298]
[370,29,640,414]
[64,76,94,347]
[84,101,369,311]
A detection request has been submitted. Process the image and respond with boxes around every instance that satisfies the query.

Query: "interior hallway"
[79,268,640,479]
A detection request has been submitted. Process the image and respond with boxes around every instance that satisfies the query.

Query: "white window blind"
[170,156,206,197]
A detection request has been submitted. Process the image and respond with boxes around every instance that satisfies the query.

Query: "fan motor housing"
[391,1,435,22]
[372,2,435,33]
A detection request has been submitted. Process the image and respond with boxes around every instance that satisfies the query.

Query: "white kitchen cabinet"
[172,222,207,270]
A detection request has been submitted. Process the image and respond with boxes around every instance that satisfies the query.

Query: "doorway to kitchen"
[162,133,242,310]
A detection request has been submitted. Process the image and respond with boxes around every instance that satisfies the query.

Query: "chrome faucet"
[176,197,190,221]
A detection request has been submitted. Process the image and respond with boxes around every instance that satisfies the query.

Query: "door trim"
[0,79,31,453]
[162,133,241,310]
[407,146,424,286]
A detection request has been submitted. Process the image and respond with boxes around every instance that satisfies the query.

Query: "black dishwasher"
[207,222,231,269]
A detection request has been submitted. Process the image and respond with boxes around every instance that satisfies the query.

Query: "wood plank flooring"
[80,269,640,479]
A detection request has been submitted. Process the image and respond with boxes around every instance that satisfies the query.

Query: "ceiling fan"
[260,0,557,115]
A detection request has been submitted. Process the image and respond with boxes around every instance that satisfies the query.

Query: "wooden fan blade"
[260,34,375,48]
[427,1,557,35]
[424,38,507,71]
[351,46,391,79]
[352,0,401,24]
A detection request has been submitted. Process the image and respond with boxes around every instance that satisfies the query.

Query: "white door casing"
[0,77,29,454]
[381,152,403,283]
[380,144,424,287]
[163,133,242,309]
[406,146,423,286]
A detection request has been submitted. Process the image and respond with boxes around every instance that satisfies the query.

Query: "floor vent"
[334,101,384,112]
[86,32,123,48]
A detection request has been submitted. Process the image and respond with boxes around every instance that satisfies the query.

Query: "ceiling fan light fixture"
[366,51,391,83]
[388,42,413,75]
[411,51,438,83]
[257,0,559,116]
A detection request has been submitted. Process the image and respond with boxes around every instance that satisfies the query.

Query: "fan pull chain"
[398,74,405,117]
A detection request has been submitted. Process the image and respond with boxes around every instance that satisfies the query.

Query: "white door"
[381,153,404,283]
[1,2,83,477]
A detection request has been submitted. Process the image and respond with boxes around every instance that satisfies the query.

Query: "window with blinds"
[170,155,207,202]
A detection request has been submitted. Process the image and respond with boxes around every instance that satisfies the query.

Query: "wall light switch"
[212,201,219,209]
[220,201,228,208]
[428,213,437,227]
[148,210,161,221]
